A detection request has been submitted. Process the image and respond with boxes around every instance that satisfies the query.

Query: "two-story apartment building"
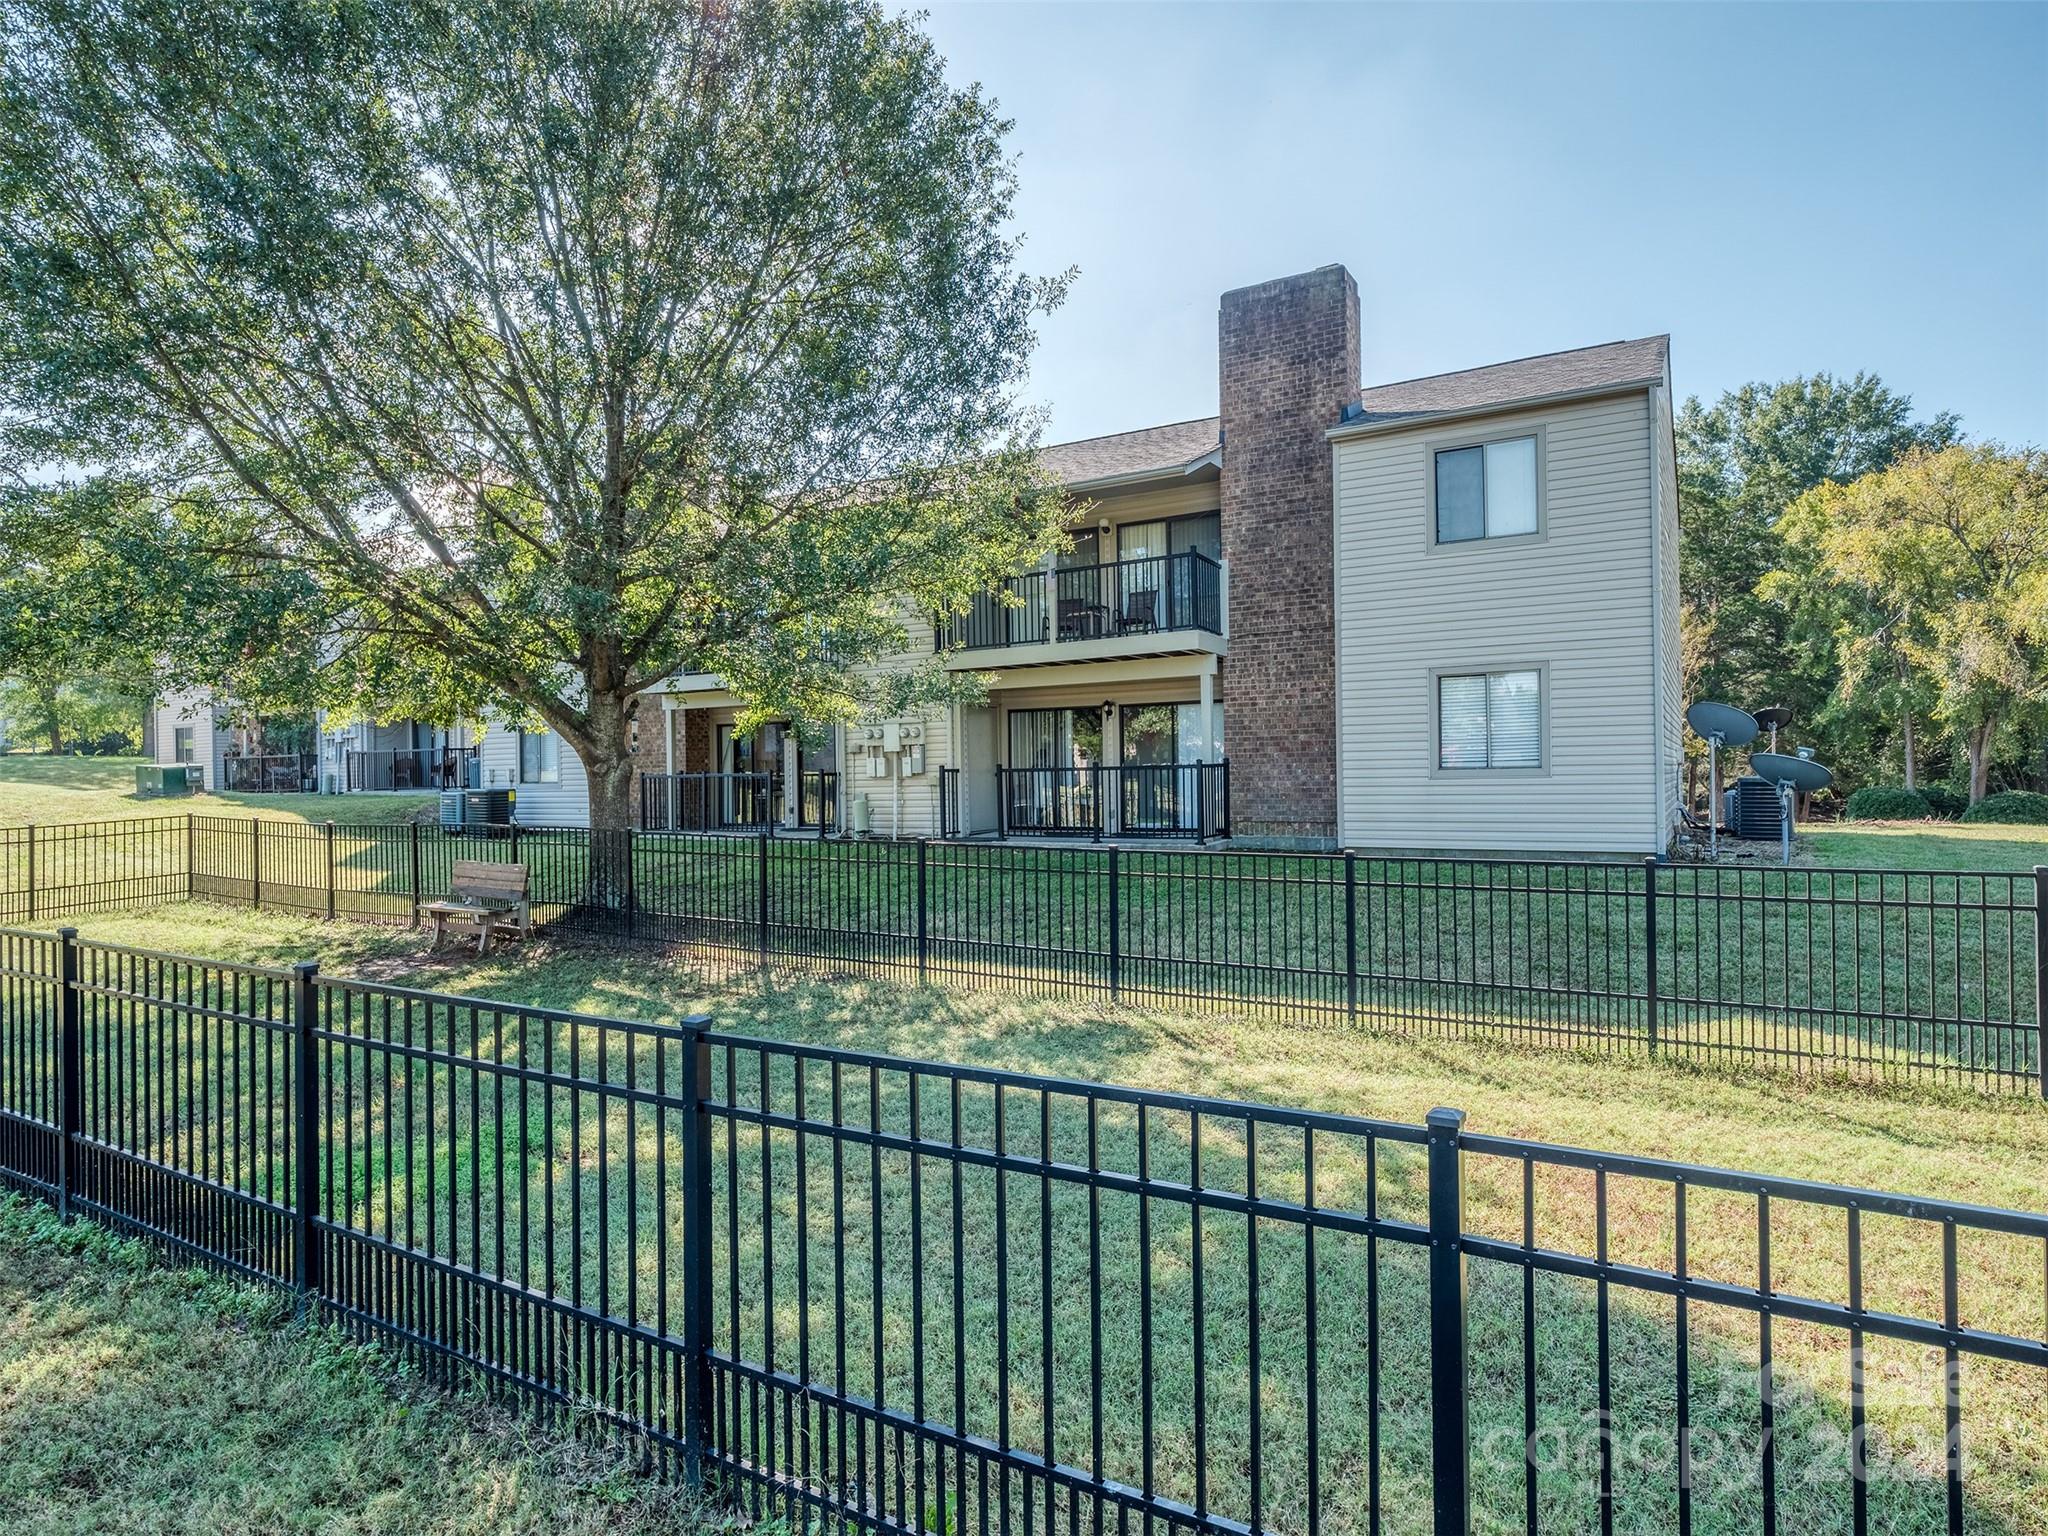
[560,262,1680,855]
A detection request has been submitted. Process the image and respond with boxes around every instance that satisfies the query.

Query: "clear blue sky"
[912,1,2048,448]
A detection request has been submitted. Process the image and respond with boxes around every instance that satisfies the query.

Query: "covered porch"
[942,655,1228,842]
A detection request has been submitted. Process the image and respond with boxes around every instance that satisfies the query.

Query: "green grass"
[45,901,2048,1536]
[1806,819,2048,872]
[0,753,436,827]
[0,1192,721,1535]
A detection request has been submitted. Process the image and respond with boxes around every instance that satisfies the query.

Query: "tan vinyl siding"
[1653,377,1682,841]
[1334,391,1664,853]
[841,601,954,838]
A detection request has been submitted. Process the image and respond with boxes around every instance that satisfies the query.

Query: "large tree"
[1676,372,1963,803]
[0,0,1069,881]
[1777,445,2048,803]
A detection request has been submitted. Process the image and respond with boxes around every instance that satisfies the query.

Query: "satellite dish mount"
[1685,702,1759,859]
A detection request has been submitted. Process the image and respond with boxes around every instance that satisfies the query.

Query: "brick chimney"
[1218,264,1359,845]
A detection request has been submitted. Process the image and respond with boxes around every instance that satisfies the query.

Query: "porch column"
[662,697,676,776]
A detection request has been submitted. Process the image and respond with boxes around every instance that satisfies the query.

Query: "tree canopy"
[1775,445,2048,803]
[0,0,1070,840]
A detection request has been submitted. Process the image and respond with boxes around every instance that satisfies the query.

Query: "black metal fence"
[638,771,844,836]
[0,815,2043,1093]
[995,761,1230,841]
[221,752,317,794]
[345,745,478,792]
[0,927,2042,1535]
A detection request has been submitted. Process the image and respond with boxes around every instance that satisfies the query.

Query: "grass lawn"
[0,1193,716,1535]
[39,901,2048,1536]
[1806,819,2048,873]
[0,753,437,827]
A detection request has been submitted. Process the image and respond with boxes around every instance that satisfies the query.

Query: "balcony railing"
[997,761,1229,841]
[220,753,315,794]
[345,746,478,792]
[938,551,1223,653]
[639,771,839,835]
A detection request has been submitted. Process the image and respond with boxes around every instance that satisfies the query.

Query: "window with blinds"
[1437,670,1542,769]
[518,728,560,783]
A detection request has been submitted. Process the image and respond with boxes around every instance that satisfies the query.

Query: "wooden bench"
[420,860,531,954]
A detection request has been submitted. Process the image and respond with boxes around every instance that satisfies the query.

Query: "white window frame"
[1425,424,1548,551]
[518,728,560,784]
[1429,664,1549,777]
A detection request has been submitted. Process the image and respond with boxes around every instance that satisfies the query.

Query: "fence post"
[291,961,322,1312]
[55,926,81,1223]
[1643,857,1660,1057]
[624,827,637,939]
[324,821,337,921]
[679,1014,715,1486]
[1426,1106,1470,1536]
[1107,843,1122,1004]
[1345,851,1359,1023]
[757,831,770,968]
[916,838,930,984]
[250,819,263,910]
[409,822,423,928]
[2035,867,2047,1099]
[24,824,34,924]
[185,811,196,898]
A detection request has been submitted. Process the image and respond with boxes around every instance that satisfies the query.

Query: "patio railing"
[997,760,1229,840]
[220,752,315,794]
[937,551,1223,651]
[343,746,477,792]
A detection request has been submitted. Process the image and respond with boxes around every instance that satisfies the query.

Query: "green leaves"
[0,0,1069,807]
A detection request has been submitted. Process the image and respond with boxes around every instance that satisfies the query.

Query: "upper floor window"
[1434,434,1539,544]
[1438,669,1542,770]
[173,726,195,763]
[519,729,559,784]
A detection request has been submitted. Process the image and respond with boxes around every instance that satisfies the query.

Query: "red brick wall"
[1218,265,1358,844]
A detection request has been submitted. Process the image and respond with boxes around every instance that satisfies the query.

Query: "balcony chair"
[1121,587,1159,634]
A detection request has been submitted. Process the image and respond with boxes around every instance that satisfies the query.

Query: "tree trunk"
[1901,712,1916,791]
[1966,718,1997,804]
[573,689,640,914]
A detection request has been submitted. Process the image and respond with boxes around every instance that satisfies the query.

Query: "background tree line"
[1679,372,2044,811]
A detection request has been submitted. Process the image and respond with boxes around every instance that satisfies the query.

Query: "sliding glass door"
[717,721,789,825]
[1006,707,1104,832]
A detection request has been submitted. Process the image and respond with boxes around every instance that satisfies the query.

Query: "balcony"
[639,771,840,834]
[345,746,478,792]
[941,761,1230,841]
[937,552,1224,658]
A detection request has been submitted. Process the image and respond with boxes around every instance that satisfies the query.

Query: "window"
[629,716,640,754]
[518,729,559,784]
[173,726,194,763]
[1438,670,1542,770]
[1435,434,1539,543]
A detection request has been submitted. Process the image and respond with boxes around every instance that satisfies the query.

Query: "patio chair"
[1121,587,1159,633]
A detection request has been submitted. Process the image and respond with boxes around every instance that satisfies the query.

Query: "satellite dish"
[1686,702,1758,748]
[1749,752,1832,794]
[1753,706,1793,731]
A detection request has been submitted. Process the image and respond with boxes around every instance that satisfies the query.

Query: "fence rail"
[0,928,2041,1536]
[0,815,2042,1092]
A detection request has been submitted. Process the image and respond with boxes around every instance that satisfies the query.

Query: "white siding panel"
[1334,392,1663,853]
[477,719,593,826]
[844,602,953,838]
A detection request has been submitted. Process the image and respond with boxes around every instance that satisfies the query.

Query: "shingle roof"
[1035,335,1668,481]
[1038,416,1221,487]
[1349,336,1669,428]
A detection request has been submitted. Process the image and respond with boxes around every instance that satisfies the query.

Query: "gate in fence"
[0,925,2044,1535]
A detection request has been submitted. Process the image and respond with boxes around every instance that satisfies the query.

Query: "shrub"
[1842,786,1932,821]
[1960,790,2048,825]
[1917,784,1967,820]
